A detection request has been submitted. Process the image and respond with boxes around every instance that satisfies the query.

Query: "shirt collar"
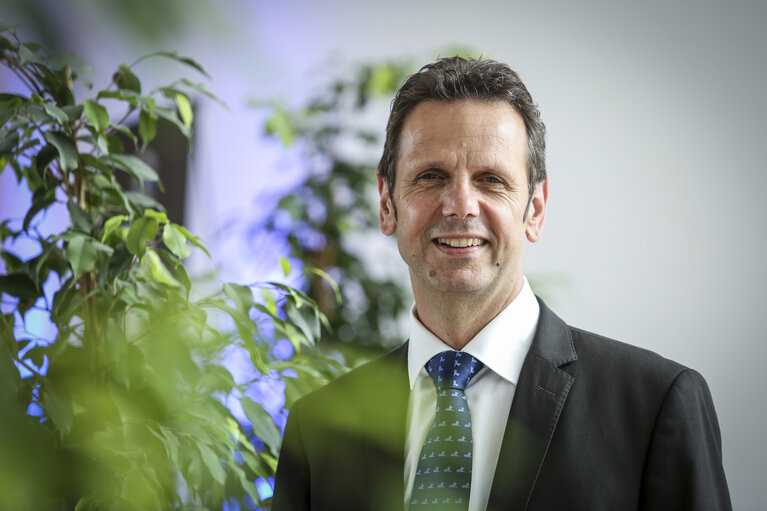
[407,277,540,389]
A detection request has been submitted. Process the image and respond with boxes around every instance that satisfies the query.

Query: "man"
[272,57,731,511]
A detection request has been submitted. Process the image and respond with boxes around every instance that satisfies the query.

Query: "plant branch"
[11,60,45,98]
[9,349,45,381]
[8,65,38,95]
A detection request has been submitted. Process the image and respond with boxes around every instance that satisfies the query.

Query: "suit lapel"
[487,299,577,511]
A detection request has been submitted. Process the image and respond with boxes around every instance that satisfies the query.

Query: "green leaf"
[0,106,16,127]
[22,187,56,232]
[50,278,80,326]
[83,99,109,133]
[33,243,68,286]
[284,297,320,345]
[107,243,132,282]
[174,93,193,128]
[61,104,84,121]
[163,223,191,259]
[198,365,235,393]
[0,313,14,340]
[102,214,129,242]
[175,225,210,258]
[27,105,50,124]
[67,200,94,233]
[105,133,124,155]
[74,495,100,511]
[144,209,167,224]
[85,134,108,156]
[134,51,210,78]
[79,154,113,180]
[368,64,397,96]
[43,388,74,437]
[113,64,141,93]
[111,124,138,150]
[18,43,44,65]
[96,89,139,107]
[0,127,19,155]
[144,249,181,287]
[35,144,58,179]
[197,443,226,486]
[66,234,98,278]
[241,398,282,457]
[154,105,190,140]
[223,282,253,313]
[157,426,180,467]
[280,256,291,276]
[108,154,160,186]
[0,273,40,300]
[125,191,164,211]
[138,108,156,148]
[44,131,78,171]
[0,93,25,109]
[126,216,158,258]
[0,250,22,272]
[174,256,191,298]
[177,78,227,109]
[307,267,342,304]
[41,102,69,124]
[264,109,295,147]
[260,288,277,316]
[24,162,45,192]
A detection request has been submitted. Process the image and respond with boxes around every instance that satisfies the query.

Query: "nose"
[441,177,480,218]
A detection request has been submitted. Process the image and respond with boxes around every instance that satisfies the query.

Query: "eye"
[480,174,505,186]
[417,170,443,181]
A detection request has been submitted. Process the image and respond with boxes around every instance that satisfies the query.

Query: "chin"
[429,270,490,293]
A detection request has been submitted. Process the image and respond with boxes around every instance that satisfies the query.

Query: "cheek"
[491,215,526,245]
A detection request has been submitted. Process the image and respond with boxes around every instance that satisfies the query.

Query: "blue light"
[255,476,274,501]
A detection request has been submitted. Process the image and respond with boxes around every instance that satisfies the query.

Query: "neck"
[413,279,524,350]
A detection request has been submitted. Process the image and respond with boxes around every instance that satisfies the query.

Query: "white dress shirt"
[404,278,540,511]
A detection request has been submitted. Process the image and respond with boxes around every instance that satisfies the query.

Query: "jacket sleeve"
[271,401,310,511]
[639,368,732,511]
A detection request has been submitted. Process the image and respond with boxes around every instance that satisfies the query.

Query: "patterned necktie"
[410,350,484,510]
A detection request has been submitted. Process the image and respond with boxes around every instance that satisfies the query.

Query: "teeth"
[437,238,484,248]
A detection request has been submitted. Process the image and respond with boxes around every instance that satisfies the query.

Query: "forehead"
[397,99,528,170]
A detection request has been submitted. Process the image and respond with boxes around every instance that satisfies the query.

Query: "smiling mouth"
[436,238,486,248]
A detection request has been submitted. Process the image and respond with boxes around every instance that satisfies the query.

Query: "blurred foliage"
[2,0,225,52]
[0,26,343,510]
[256,60,417,360]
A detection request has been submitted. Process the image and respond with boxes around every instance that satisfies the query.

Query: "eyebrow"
[408,160,446,170]
[408,160,513,177]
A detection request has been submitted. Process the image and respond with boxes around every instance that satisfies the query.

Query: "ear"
[377,171,397,236]
[525,179,548,243]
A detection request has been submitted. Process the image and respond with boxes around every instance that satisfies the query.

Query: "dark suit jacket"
[272,299,731,510]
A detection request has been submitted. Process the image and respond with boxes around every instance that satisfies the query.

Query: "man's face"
[378,99,547,306]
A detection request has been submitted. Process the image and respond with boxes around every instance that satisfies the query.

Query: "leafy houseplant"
[0,27,341,510]
[257,60,416,360]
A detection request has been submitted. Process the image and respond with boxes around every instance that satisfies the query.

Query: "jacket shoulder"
[564,325,704,401]
[288,343,408,417]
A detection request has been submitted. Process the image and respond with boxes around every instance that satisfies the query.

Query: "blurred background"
[2,0,765,508]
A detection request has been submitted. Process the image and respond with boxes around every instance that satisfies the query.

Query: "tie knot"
[425,351,484,391]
